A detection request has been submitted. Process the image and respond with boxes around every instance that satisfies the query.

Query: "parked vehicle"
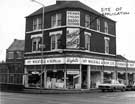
[98,79,126,92]
[126,82,135,91]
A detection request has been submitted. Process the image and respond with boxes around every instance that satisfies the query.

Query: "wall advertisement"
[66,11,80,26]
[66,28,80,49]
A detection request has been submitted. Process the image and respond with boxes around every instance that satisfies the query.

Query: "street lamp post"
[31,0,45,88]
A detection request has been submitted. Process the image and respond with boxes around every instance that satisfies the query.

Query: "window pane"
[104,22,108,33]
[51,15,56,27]
[85,15,90,28]
[51,35,55,50]
[57,34,61,49]
[16,52,23,59]
[97,19,100,31]
[38,17,42,29]
[105,39,109,54]
[8,52,14,59]
[57,14,62,26]
[32,38,41,51]
[33,18,37,30]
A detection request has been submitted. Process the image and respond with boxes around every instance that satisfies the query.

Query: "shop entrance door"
[66,70,80,89]
[82,65,88,89]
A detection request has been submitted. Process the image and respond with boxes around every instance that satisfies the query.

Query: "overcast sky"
[0,0,135,61]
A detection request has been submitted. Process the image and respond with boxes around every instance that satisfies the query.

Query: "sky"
[0,0,135,61]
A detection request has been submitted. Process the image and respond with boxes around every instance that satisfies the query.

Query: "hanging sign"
[67,71,80,75]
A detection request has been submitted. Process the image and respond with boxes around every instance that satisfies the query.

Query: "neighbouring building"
[24,0,135,89]
[6,39,25,63]
[0,39,25,90]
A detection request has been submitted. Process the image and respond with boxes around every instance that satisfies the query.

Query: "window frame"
[104,37,110,54]
[51,13,62,28]
[33,17,42,30]
[85,14,90,28]
[32,37,41,52]
[97,19,100,31]
[84,32,91,51]
[7,52,14,59]
[104,21,108,34]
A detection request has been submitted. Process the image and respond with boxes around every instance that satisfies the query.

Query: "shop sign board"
[81,58,103,66]
[116,61,126,67]
[25,58,64,65]
[66,57,80,64]
[66,11,80,26]
[66,28,80,49]
[25,59,44,65]
[128,62,135,68]
[103,60,115,66]
[67,71,80,75]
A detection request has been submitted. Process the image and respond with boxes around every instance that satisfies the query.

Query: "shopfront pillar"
[44,66,47,88]
[112,71,117,80]
[79,64,82,89]
[101,71,104,83]
[24,66,28,87]
[64,69,67,89]
[125,71,129,85]
[87,65,91,89]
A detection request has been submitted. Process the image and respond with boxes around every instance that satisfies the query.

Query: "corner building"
[24,0,135,89]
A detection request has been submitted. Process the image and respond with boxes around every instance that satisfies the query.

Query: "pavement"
[1,88,100,94]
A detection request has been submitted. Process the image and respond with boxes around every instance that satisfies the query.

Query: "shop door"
[82,65,87,89]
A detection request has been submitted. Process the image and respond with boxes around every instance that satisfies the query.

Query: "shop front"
[24,57,135,90]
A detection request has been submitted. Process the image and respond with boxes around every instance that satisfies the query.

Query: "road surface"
[1,91,135,104]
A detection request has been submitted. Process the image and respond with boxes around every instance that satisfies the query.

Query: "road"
[1,91,135,104]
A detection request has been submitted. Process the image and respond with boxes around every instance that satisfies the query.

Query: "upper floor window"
[97,19,100,31]
[50,31,62,50]
[85,14,90,28]
[51,13,62,27]
[32,37,41,52]
[33,17,42,30]
[104,21,108,33]
[84,32,91,51]
[7,52,14,59]
[104,37,110,54]
[16,51,23,59]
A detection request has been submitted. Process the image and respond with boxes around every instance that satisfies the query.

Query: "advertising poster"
[66,28,80,49]
[66,11,80,26]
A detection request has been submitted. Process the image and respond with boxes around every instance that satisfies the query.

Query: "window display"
[46,70,64,89]
[28,71,41,88]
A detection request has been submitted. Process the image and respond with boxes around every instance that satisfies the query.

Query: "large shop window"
[33,17,42,30]
[118,71,126,84]
[28,71,41,88]
[84,32,91,51]
[32,37,41,52]
[104,71,113,80]
[46,70,64,89]
[50,31,62,50]
[104,37,110,54]
[51,13,62,28]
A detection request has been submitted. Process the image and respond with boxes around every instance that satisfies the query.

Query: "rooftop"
[7,39,25,51]
[27,0,115,22]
